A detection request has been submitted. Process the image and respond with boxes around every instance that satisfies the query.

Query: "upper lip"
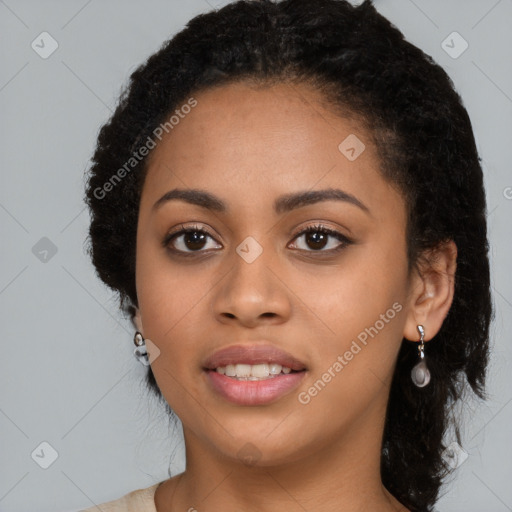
[203,344,307,371]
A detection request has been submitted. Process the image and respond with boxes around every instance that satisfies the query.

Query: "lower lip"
[205,370,306,406]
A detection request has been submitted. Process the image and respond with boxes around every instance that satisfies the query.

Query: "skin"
[133,81,457,512]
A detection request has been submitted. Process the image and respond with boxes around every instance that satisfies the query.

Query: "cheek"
[300,240,407,337]
[135,249,207,412]
[298,233,409,386]
[137,264,208,351]
[135,235,198,351]
[291,282,407,437]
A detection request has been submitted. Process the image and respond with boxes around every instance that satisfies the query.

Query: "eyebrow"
[152,187,370,215]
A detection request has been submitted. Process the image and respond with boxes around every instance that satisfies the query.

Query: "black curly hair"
[84,1,493,510]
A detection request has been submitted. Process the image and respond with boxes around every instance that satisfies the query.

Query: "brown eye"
[304,230,329,250]
[178,230,208,251]
[163,225,222,254]
[289,224,353,253]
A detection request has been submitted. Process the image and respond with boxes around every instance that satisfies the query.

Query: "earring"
[133,331,150,366]
[411,324,430,387]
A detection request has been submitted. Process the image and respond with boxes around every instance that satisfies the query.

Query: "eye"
[163,224,222,254]
[288,223,353,253]
[163,222,353,256]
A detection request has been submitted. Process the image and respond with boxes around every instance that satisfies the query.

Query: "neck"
[155,401,409,512]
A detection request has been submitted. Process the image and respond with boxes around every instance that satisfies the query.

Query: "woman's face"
[135,81,417,467]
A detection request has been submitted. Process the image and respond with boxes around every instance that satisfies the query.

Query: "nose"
[211,243,292,328]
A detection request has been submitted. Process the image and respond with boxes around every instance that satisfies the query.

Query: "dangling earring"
[133,331,150,366]
[411,324,430,387]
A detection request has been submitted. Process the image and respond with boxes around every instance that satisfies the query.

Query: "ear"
[403,240,457,342]
[133,307,144,334]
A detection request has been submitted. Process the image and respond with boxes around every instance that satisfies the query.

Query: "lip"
[206,370,306,406]
[202,343,308,406]
[203,344,307,371]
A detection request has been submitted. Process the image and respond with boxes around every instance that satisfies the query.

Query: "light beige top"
[80,482,163,512]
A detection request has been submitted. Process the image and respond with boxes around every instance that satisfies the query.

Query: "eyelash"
[162,223,353,257]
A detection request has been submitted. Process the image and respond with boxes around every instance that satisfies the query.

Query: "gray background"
[0,1,511,511]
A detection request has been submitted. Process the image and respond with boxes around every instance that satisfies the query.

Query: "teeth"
[251,364,269,378]
[215,363,295,379]
[269,363,282,375]
[235,364,252,377]
[225,364,236,377]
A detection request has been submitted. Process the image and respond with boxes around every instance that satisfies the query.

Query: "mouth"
[202,344,307,406]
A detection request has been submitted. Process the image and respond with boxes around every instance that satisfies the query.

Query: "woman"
[82,0,492,510]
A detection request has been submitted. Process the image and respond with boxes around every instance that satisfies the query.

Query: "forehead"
[141,81,402,219]
[152,81,368,167]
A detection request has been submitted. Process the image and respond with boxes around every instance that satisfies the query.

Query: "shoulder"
[79,481,164,512]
